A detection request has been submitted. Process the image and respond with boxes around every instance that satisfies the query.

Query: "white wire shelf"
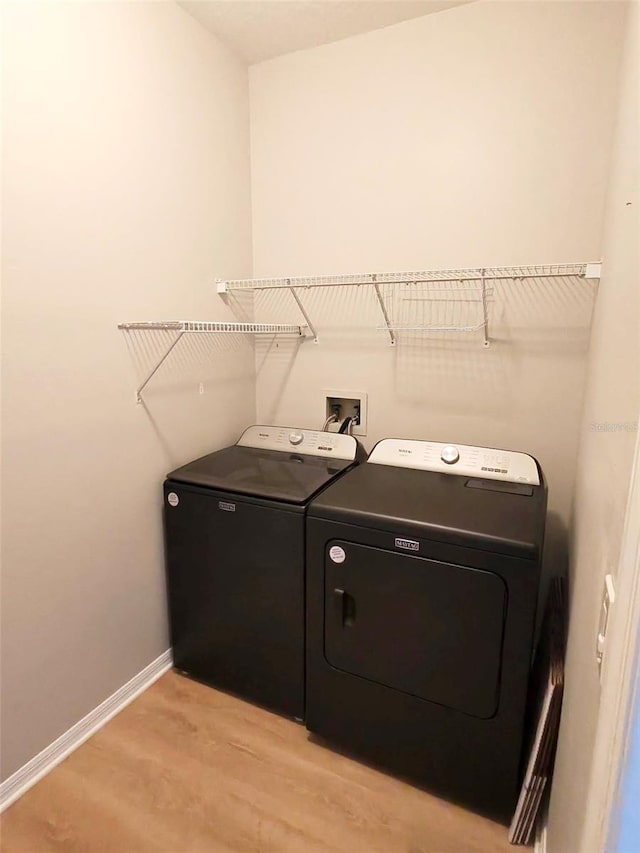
[380,322,488,333]
[118,320,306,401]
[217,262,600,291]
[117,320,305,334]
[380,279,493,345]
[217,262,601,347]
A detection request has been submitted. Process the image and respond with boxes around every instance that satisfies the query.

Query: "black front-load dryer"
[306,438,547,820]
[163,425,362,721]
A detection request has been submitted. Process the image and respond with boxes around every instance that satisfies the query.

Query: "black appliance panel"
[324,541,507,718]
[306,516,546,821]
[308,463,546,559]
[164,482,304,718]
[167,445,354,505]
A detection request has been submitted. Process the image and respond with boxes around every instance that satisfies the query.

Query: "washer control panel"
[368,439,540,485]
[237,425,358,460]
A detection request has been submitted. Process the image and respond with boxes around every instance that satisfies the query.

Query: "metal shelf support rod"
[134,331,184,403]
[288,283,318,343]
[480,271,490,348]
[373,279,396,346]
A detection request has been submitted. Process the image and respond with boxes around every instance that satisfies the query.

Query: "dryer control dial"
[441,445,460,465]
[289,431,304,446]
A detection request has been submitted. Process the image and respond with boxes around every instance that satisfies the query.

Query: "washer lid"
[308,463,547,559]
[166,445,355,504]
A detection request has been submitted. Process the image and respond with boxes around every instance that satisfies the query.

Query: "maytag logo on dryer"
[218,501,236,513]
[395,537,420,552]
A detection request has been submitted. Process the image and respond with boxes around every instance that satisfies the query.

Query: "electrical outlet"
[597,573,616,681]
[322,389,367,436]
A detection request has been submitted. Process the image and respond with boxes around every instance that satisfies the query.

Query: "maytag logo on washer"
[395,537,419,552]
[218,501,236,513]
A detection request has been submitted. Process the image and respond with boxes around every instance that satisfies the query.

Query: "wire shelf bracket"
[372,276,395,346]
[118,320,307,402]
[216,262,601,348]
[218,279,320,343]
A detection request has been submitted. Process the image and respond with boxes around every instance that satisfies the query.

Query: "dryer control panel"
[368,439,540,485]
[237,425,358,461]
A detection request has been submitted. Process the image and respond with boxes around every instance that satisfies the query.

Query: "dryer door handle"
[333,588,355,627]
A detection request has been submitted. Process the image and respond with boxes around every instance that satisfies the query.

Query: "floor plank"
[0,673,515,852]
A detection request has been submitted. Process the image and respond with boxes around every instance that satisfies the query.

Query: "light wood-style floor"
[1,672,515,853]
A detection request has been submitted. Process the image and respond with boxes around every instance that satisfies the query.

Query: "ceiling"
[177,0,473,65]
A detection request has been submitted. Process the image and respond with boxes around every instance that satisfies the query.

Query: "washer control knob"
[441,444,460,465]
[289,431,304,446]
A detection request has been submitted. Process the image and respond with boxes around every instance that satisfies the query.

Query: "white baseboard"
[535,820,548,853]
[0,649,172,813]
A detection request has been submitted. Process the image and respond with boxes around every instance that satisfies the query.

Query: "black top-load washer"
[306,438,547,820]
[164,425,363,720]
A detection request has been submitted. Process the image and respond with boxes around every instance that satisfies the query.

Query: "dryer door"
[324,541,507,718]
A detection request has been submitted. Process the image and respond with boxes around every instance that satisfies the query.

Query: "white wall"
[250,1,623,275]
[248,1,626,553]
[547,2,639,850]
[1,1,254,780]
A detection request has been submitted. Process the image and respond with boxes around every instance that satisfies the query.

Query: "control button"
[441,445,460,464]
[289,431,304,446]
